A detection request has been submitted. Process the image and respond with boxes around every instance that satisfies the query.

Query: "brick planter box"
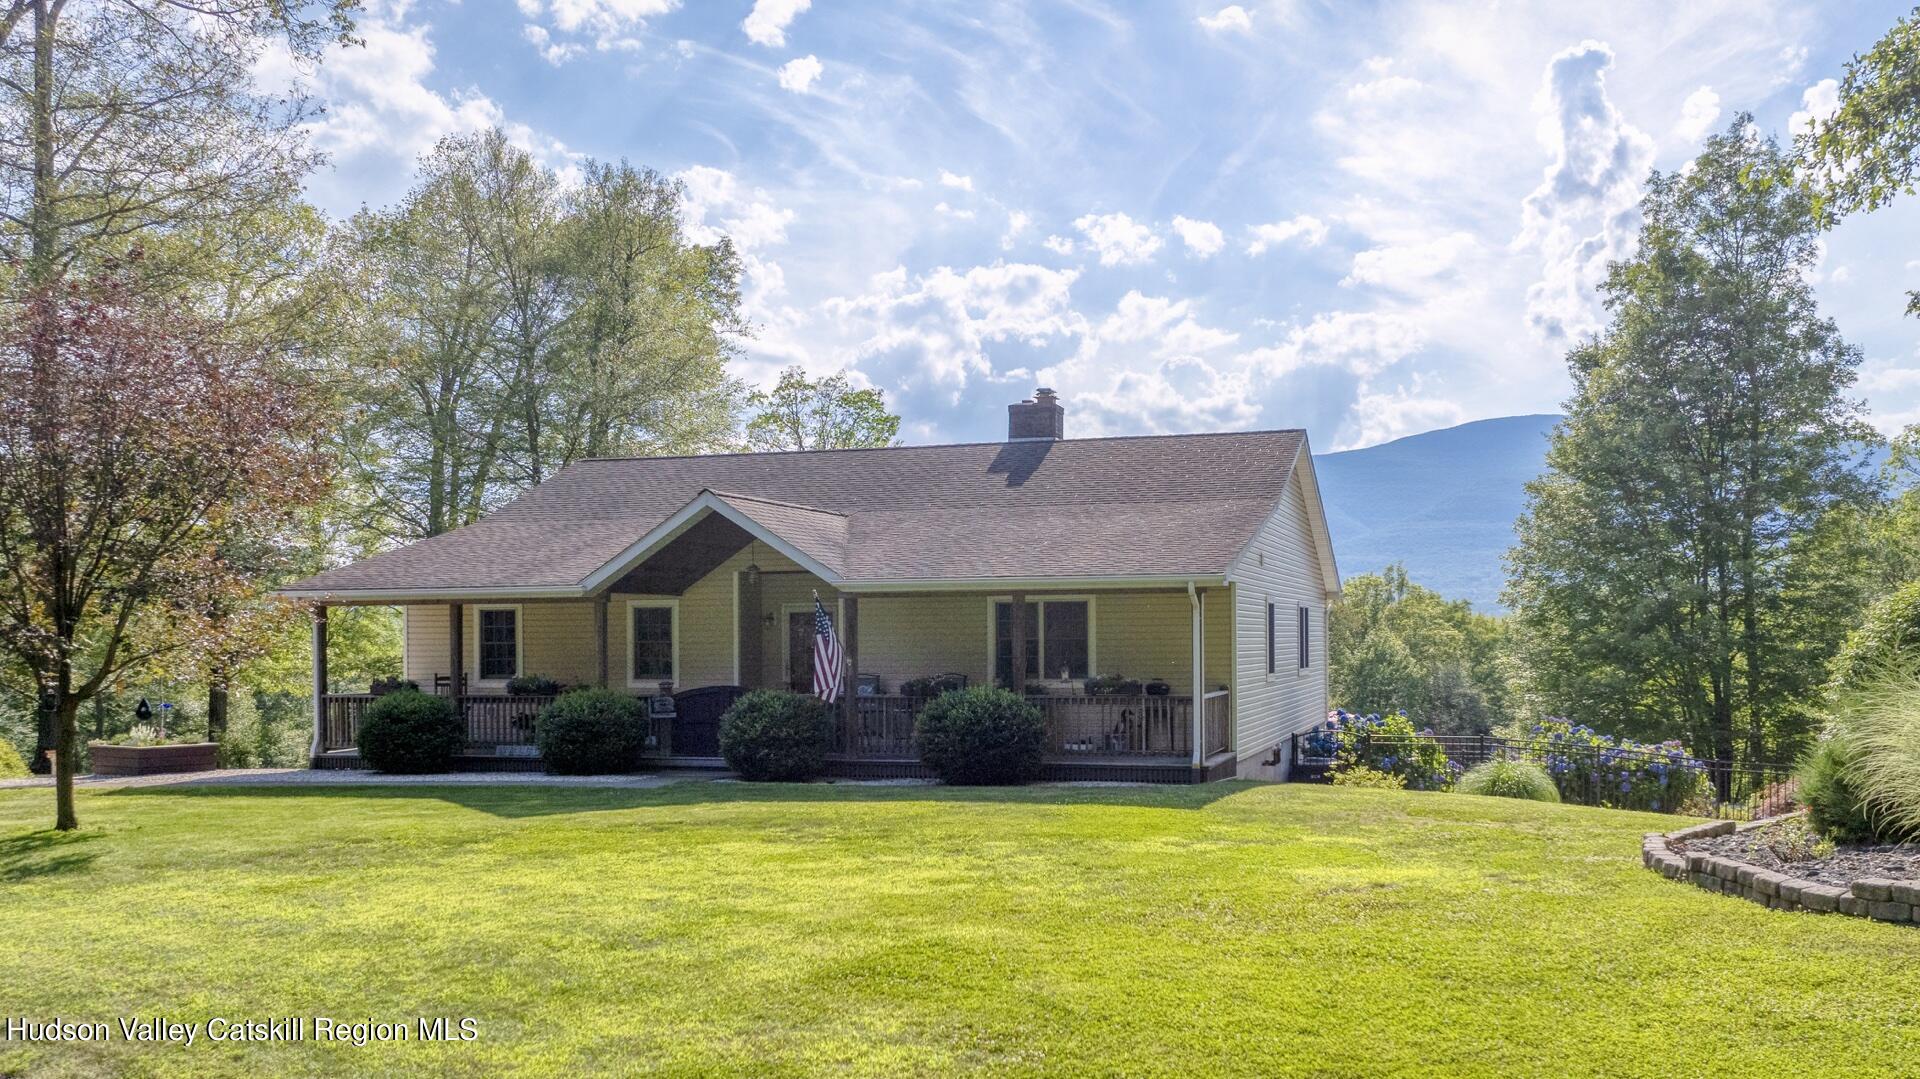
[1643,818,1917,925]
[88,742,219,776]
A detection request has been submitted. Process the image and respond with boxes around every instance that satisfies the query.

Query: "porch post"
[594,592,610,688]
[841,595,859,727]
[1189,583,1204,769]
[309,605,328,763]
[1008,590,1027,691]
[448,601,464,697]
[738,570,763,689]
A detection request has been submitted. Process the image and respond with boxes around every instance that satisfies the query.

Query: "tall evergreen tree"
[1505,119,1878,768]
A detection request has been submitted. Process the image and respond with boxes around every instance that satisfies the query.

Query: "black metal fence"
[1289,729,1797,820]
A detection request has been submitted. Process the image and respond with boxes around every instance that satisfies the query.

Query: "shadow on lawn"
[0,828,102,882]
[113,777,1258,819]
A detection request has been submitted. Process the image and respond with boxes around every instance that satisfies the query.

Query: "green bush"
[1817,668,1920,843]
[1330,766,1405,790]
[1797,735,1879,844]
[357,690,463,774]
[0,738,26,778]
[916,686,1046,785]
[717,690,835,782]
[1828,581,1920,695]
[534,689,645,775]
[1456,758,1561,803]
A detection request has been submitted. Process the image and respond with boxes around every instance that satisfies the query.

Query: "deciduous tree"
[745,367,901,452]
[1505,120,1878,769]
[0,270,329,828]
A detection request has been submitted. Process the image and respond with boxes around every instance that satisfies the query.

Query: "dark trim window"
[477,607,518,681]
[1298,605,1312,670]
[1266,602,1277,675]
[631,605,674,681]
[994,599,1090,685]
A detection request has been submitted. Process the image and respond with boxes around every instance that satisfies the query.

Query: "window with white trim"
[476,607,519,682]
[628,600,677,685]
[1298,605,1312,670]
[1266,602,1277,675]
[993,599,1091,684]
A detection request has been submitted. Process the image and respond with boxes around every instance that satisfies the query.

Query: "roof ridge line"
[701,488,850,517]
[571,427,1307,464]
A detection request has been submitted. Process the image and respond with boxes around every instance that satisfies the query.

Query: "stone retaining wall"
[1642,819,1917,924]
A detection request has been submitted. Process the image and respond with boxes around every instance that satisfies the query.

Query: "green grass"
[1,781,1916,1077]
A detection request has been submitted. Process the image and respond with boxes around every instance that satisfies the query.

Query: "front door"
[787,611,814,692]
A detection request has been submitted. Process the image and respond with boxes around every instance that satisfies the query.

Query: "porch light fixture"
[745,541,762,587]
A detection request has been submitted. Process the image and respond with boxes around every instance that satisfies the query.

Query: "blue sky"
[276,0,1920,449]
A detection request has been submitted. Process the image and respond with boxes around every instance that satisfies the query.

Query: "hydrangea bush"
[1502,718,1707,813]
[1323,709,1459,791]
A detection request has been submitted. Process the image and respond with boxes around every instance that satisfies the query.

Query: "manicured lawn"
[1,781,1915,1077]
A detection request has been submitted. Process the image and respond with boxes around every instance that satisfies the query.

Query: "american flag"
[812,596,844,704]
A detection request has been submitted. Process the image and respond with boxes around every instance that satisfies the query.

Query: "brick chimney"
[1008,387,1065,441]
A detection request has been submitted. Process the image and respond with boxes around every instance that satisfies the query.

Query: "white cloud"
[777,54,823,94]
[1171,215,1225,258]
[1001,210,1031,250]
[1674,86,1720,141]
[1775,44,1809,86]
[1043,235,1075,256]
[677,165,795,310]
[823,262,1087,387]
[1788,78,1840,137]
[1516,41,1653,343]
[1239,310,1426,379]
[939,170,974,191]
[934,201,974,220]
[520,0,676,52]
[1245,215,1327,255]
[1343,232,1476,290]
[1094,291,1237,355]
[1338,375,1467,450]
[1196,5,1253,33]
[1073,211,1162,266]
[742,0,810,47]
[521,24,582,65]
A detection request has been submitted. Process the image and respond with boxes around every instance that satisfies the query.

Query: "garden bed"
[1686,820,1920,888]
[88,741,218,776]
[1647,816,1919,924]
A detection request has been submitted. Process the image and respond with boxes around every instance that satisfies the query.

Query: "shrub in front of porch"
[915,687,1046,786]
[535,690,646,775]
[717,691,835,782]
[357,691,463,774]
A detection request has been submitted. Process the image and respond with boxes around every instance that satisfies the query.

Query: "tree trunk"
[53,693,78,831]
[28,0,55,283]
[208,665,229,742]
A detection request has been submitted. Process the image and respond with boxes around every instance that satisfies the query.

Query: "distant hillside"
[1313,415,1561,611]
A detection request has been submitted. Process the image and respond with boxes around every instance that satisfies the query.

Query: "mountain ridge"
[1312,414,1562,610]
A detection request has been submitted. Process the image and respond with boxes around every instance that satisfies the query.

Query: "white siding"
[1231,468,1333,777]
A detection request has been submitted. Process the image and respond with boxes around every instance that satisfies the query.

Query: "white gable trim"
[578,490,844,595]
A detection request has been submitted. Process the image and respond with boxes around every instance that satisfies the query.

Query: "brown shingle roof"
[283,430,1307,595]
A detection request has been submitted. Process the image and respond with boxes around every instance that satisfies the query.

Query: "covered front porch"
[305,494,1237,781]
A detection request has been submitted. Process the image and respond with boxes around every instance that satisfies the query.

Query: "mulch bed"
[1683,821,1919,888]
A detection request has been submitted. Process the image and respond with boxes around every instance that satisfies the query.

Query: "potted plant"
[88,725,218,776]
[505,674,562,697]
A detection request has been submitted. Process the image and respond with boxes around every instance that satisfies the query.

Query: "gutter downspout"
[1189,581,1203,771]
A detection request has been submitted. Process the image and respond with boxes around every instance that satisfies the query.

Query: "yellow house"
[281,389,1341,782]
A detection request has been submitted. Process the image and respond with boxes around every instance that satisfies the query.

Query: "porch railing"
[830,693,1201,760]
[1203,690,1231,756]
[316,692,654,755]
[321,690,1222,764]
